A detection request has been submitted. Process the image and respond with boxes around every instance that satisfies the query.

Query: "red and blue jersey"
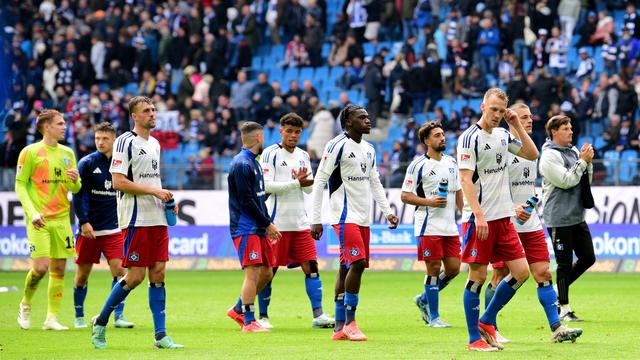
[228,148,271,238]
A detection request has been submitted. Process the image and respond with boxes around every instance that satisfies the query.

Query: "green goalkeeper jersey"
[15,141,81,222]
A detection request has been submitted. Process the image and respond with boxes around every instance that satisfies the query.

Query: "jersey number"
[65,236,73,249]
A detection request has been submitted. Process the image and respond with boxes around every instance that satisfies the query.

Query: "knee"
[427,261,442,275]
[446,266,460,279]
[125,273,144,288]
[33,265,48,276]
[75,273,89,286]
[512,269,530,283]
[349,259,366,273]
[533,268,553,283]
[581,253,596,267]
[307,260,319,275]
[149,268,165,283]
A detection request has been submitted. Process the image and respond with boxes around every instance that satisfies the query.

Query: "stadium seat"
[452,99,466,113]
[283,67,299,84]
[619,150,638,184]
[124,82,139,96]
[251,56,262,69]
[577,136,594,150]
[467,98,482,111]
[593,136,607,153]
[414,113,427,124]
[269,67,283,82]
[435,99,451,116]
[322,43,331,58]
[314,66,330,83]
[603,150,620,184]
[590,122,604,136]
[299,67,314,82]
[387,127,405,141]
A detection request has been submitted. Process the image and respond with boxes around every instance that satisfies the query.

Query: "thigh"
[519,229,551,264]
[122,226,169,268]
[460,222,492,265]
[49,219,75,259]
[572,222,595,258]
[491,218,526,263]
[287,230,317,264]
[274,231,292,267]
[417,235,444,261]
[102,231,125,261]
[548,226,573,263]
[332,224,368,266]
[27,222,51,259]
[75,234,102,265]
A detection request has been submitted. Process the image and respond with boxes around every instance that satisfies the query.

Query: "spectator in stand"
[338,58,365,90]
[230,70,254,121]
[601,34,618,76]
[576,47,596,82]
[364,55,385,128]
[138,71,156,97]
[237,5,258,49]
[424,45,443,111]
[284,0,306,43]
[252,73,275,125]
[286,80,303,100]
[346,0,368,43]
[624,3,640,40]
[401,0,418,40]
[383,52,410,90]
[301,80,319,107]
[307,105,336,160]
[617,26,640,69]
[304,14,325,67]
[405,57,428,114]
[390,80,412,127]
[546,26,569,77]
[283,34,310,68]
[477,17,500,76]
[533,28,549,72]
[193,74,214,106]
[459,66,488,99]
[0,131,21,190]
[328,36,349,67]
[345,33,365,62]
[558,0,581,41]
[402,35,417,66]
[265,96,288,125]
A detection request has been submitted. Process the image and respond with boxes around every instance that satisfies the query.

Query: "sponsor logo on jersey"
[112,159,123,168]
[405,179,413,185]
[249,251,259,260]
[461,154,471,161]
[350,247,360,257]
[348,152,356,159]
[152,159,158,170]
[128,252,140,262]
[139,149,147,156]
[484,144,491,150]
[54,167,62,177]
[263,167,269,173]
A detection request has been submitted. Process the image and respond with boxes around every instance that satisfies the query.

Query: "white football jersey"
[402,154,461,236]
[457,124,522,222]
[110,131,167,229]
[260,144,313,231]
[507,153,543,232]
[312,133,392,226]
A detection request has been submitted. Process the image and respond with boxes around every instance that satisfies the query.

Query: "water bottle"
[515,195,539,225]
[437,179,448,207]
[165,199,177,226]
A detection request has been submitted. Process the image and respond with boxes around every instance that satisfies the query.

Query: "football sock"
[463,280,483,343]
[242,304,256,324]
[149,282,166,340]
[233,297,242,314]
[96,279,132,326]
[420,274,429,304]
[258,281,272,318]
[425,275,439,320]
[47,272,65,319]
[305,273,324,318]
[537,281,561,331]
[73,284,88,318]
[480,275,523,326]
[484,283,495,310]
[334,293,345,332]
[113,276,125,319]
[438,271,453,290]
[21,269,44,305]
[344,292,358,325]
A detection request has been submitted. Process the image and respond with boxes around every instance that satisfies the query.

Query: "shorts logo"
[556,243,564,251]
[423,249,431,257]
[128,252,140,262]
[249,251,259,260]
[471,248,477,257]
[29,244,36,253]
[350,247,360,257]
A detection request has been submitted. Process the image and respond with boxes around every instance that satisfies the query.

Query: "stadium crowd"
[2,0,640,190]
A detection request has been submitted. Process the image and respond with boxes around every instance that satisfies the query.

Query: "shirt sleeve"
[457,132,477,171]
[539,148,588,190]
[110,137,130,175]
[73,157,90,225]
[451,158,462,191]
[67,149,82,194]
[260,149,301,195]
[301,150,314,194]
[401,161,419,193]
[233,163,271,228]
[15,147,37,220]
[311,142,341,224]
[506,130,523,155]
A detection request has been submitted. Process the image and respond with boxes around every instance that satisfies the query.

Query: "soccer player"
[91,96,183,349]
[486,104,583,343]
[540,115,596,322]
[16,109,81,331]
[400,121,462,328]
[311,104,399,341]
[257,113,335,329]
[226,121,282,333]
[457,88,538,351]
[72,122,134,329]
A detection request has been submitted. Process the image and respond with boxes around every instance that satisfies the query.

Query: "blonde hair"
[36,109,63,135]
[483,88,509,105]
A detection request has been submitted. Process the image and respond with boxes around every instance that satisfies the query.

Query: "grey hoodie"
[539,139,593,227]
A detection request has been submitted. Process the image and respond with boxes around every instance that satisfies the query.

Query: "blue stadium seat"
[322,43,331,57]
[314,66,330,83]
[218,156,234,174]
[452,99,466,113]
[387,127,405,141]
[619,150,638,184]
[363,42,375,57]
[467,98,482,111]
[251,56,262,69]
[435,99,451,116]
[593,136,607,152]
[590,121,604,136]
[299,126,310,146]
[283,67,299,84]
[414,113,427,124]
[299,67,314,81]
[577,136,594,150]
[603,150,620,184]
[269,67,283,82]
[124,82,138,95]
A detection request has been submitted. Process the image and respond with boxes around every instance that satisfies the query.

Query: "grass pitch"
[0,270,639,359]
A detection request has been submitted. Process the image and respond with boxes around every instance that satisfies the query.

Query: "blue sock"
[149,282,166,340]
[438,271,453,291]
[305,274,323,317]
[258,281,272,318]
[96,280,131,326]
[344,292,358,325]
[425,275,439,320]
[73,285,87,318]
[334,293,345,331]
[242,304,256,324]
[112,277,125,319]
[480,275,521,326]
[537,281,561,331]
[463,280,483,343]
[234,297,242,313]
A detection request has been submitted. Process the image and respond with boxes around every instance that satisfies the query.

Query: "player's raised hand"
[310,223,323,240]
[387,214,399,229]
[154,189,173,203]
[514,204,531,223]
[65,168,79,182]
[475,213,489,241]
[504,108,519,126]
[294,167,314,187]
[81,222,96,239]
[267,223,281,244]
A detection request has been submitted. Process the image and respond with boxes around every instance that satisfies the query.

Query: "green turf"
[0,270,638,359]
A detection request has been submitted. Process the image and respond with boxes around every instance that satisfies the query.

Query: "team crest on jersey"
[128,252,140,262]
[29,244,36,253]
[367,152,372,159]
[104,179,112,190]
[249,251,259,260]
[350,247,360,257]
[449,167,455,174]
[63,158,71,167]
[471,248,477,257]
[360,162,367,174]
[152,159,158,170]
[299,160,305,167]
[496,153,503,165]
[17,165,22,175]
[423,249,431,257]
[501,139,507,146]
[523,167,530,178]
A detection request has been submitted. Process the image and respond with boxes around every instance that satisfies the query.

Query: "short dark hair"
[545,115,571,139]
[418,121,443,144]
[94,122,116,134]
[338,104,364,128]
[128,96,153,114]
[240,121,263,136]
[280,112,304,127]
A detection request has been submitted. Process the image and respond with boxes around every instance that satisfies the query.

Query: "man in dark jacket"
[364,55,385,128]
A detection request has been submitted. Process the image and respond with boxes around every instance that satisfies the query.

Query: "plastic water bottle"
[437,179,448,207]
[515,195,539,225]
[165,199,177,226]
